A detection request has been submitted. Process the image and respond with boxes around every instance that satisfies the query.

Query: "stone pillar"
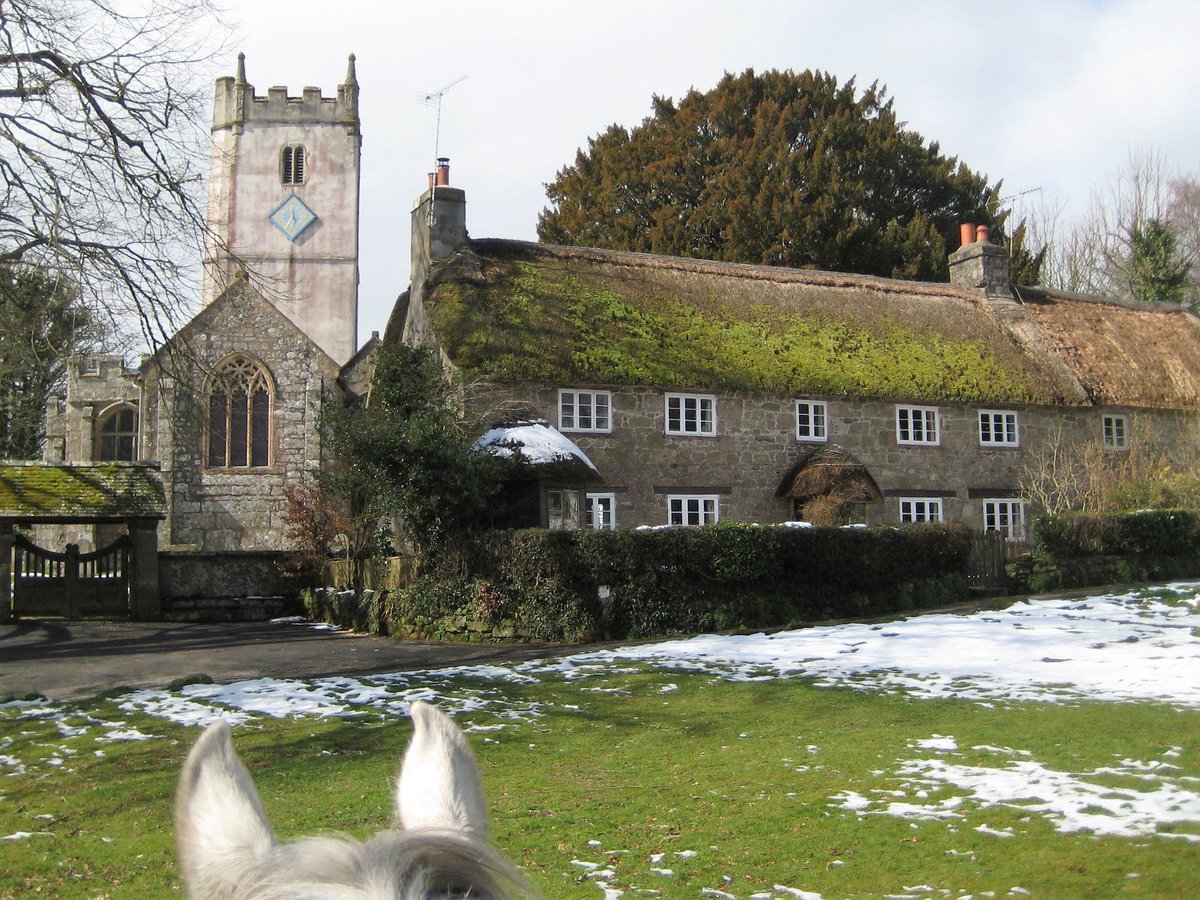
[128,518,161,620]
[0,523,12,623]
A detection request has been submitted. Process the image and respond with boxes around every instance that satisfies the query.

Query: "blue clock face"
[268,194,318,242]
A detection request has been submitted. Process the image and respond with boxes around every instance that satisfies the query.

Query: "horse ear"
[176,720,278,898]
[396,701,490,836]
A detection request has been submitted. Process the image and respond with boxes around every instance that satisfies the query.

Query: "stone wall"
[159,549,302,621]
[142,282,343,551]
[476,382,1198,532]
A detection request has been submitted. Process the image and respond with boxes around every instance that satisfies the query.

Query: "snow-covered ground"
[3,581,1200,893]
[110,580,1200,726]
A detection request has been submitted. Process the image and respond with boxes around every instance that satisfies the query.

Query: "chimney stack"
[948,222,1012,301]
[412,158,468,286]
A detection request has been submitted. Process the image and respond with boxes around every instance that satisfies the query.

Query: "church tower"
[204,54,361,365]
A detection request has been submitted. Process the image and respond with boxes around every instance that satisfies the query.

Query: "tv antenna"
[417,75,467,163]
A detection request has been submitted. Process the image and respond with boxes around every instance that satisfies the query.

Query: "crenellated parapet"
[212,52,359,132]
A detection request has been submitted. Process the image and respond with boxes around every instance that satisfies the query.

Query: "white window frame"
[1103,414,1129,451]
[896,405,940,446]
[899,498,943,524]
[978,409,1019,447]
[559,389,612,433]
[983,499,1026,540]
[586,492,616,530]
[668,494,719,526]
[665,393,717,436]
[795,399,829,442]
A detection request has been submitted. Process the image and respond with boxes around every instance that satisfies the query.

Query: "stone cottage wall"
[475,382,1197,531]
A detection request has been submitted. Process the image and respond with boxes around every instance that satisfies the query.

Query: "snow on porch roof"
[0,461,166,523]
[474,419,603,483]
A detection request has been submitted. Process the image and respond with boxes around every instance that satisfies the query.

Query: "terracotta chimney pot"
[435,157,450,186]
[976,224,990,244]
[959,223,977,247]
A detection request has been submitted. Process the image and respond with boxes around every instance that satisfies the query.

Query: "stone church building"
[45,55,373,552]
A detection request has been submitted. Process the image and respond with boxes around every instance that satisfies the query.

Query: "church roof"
[415,239,1200,410]
[0,462,166,523]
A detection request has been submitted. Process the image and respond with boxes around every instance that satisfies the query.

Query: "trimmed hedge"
[305,523,973,642]
[1033,509,1200,558]
[1017,508,1200,593]
[556,523,971,638]
[346,523,970,642]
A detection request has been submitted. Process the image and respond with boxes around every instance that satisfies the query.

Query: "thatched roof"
[0,462,166,523]
[474,420,603,484]
[1016,286,1200,409]
[415,239,1200,410]
[777,445,884,503]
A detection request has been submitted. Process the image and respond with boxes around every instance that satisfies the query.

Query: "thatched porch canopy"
[777,445,883,504]
[474,419,603,484]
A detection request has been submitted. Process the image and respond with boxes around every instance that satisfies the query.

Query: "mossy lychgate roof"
[0,463,166,522]
[421,241,1086,406]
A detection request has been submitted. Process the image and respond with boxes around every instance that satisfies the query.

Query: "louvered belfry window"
[207,355,272,468]
[281,144,306,184]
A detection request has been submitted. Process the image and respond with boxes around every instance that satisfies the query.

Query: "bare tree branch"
[0,0,227,349]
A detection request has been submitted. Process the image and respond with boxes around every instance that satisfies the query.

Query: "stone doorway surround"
[0,461,166,622]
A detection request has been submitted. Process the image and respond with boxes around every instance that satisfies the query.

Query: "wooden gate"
[967,530,1008,591]
[12,534,132,619]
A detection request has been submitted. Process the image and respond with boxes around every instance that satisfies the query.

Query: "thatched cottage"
[388,168,1200,538]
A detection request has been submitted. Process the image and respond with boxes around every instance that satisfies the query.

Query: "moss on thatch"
[0,462,165,520]
[424,242,1067,405]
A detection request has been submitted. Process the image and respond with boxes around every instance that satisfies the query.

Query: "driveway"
[0,619,565,702]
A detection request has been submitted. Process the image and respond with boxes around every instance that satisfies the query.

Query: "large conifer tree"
[539,69,1002,281]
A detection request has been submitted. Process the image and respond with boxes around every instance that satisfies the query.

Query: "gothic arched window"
[95,404,138,461]
[206,355,273,468]
[281,144,306,185]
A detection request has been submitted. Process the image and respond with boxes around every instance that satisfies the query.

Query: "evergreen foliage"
[1008,219,1048,287]
[0,264,95,458]
[323,344,507,562]
[539,69,1002,281]
[1128,218,1191,304]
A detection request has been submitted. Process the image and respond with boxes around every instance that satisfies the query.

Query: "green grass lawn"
[2,668,1197,898]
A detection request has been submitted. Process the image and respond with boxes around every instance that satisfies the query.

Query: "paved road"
[0,619,566,702]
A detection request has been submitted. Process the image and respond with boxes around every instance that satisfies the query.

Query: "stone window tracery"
[206,354,273,468]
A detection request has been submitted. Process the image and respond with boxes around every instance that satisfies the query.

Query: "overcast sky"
[212,0,1200,345]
